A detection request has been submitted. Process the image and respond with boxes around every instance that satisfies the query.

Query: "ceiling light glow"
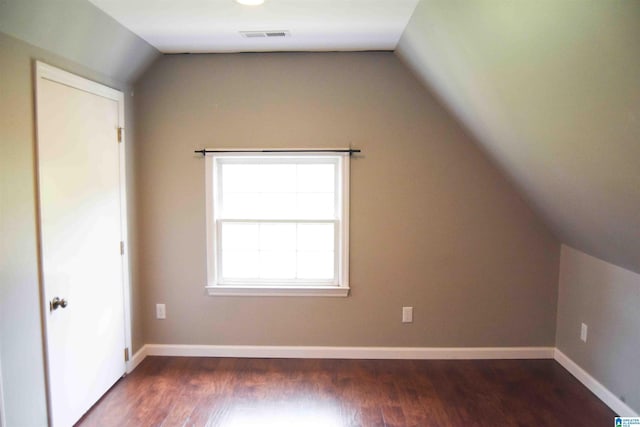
[235,0,265,5]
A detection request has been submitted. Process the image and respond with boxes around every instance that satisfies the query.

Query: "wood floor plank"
[75,357,616,427]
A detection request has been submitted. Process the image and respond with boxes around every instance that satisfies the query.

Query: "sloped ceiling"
[0,0,158,84]
[397,0,640,274]
[4,0,637,273]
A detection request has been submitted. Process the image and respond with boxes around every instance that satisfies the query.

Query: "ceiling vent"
[240,30,290,38]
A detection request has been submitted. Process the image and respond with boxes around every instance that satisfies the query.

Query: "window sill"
[206,285,350,297]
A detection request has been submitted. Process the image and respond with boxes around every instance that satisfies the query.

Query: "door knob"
[50,297,68,311]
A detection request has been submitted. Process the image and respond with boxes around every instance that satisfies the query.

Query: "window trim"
[205,151,350,297]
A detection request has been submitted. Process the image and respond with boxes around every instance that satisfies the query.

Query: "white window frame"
[205,151,350,297]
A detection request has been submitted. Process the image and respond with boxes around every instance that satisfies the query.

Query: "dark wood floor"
[76,356,615,427]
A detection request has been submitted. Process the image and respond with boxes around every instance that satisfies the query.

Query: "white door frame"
[33,61,133,422]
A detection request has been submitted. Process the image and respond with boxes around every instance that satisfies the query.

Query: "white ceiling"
[88,0,420,53]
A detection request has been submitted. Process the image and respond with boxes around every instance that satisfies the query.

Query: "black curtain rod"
[195,149,361,156]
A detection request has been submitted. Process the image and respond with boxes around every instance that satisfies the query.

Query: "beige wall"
[135,52,559,348]
[556,245,640,413]
[0,30,150,426]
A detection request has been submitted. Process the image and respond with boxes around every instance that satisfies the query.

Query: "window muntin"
[205,153,349,295]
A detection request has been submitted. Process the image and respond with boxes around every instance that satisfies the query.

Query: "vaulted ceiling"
[5,0,639,273]
[397,0,640,274]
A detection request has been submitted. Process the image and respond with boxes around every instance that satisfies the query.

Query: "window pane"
[296,193,335,219]
[259,193,297,219]
[259,164,296,193]
[297,251,334,280]
[221,223,259,250]
[259,223,296,251]
[221,164,260,193]
[222,193,261,218]
[223,193,300,219]
[260,251,296,279]
[297,223,334,251]
[220,160,337,220]
[222,250,259,279]
[297,164,335,193]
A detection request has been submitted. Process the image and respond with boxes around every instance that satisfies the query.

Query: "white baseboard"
[554,349,638,417]
[126,346,148,374]
[141,344,554,360]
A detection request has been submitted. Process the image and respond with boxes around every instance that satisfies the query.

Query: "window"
[205,152,350,296]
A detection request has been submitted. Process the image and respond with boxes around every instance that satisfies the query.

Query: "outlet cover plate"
[156,303,166,320]
[402,306,413,323]
[580,323,588,342]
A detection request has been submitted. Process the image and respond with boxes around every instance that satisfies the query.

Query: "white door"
[35,63,129,427]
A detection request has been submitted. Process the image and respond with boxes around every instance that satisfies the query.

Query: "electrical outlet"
[402,306,413,323]
[580,323,588,342]
[156,303,166,320]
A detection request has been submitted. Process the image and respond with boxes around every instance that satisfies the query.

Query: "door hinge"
[117,127,123,143]
[124,347,130,362]
[120,241,125,255]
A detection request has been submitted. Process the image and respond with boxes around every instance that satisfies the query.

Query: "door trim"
[33,61,132,424]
